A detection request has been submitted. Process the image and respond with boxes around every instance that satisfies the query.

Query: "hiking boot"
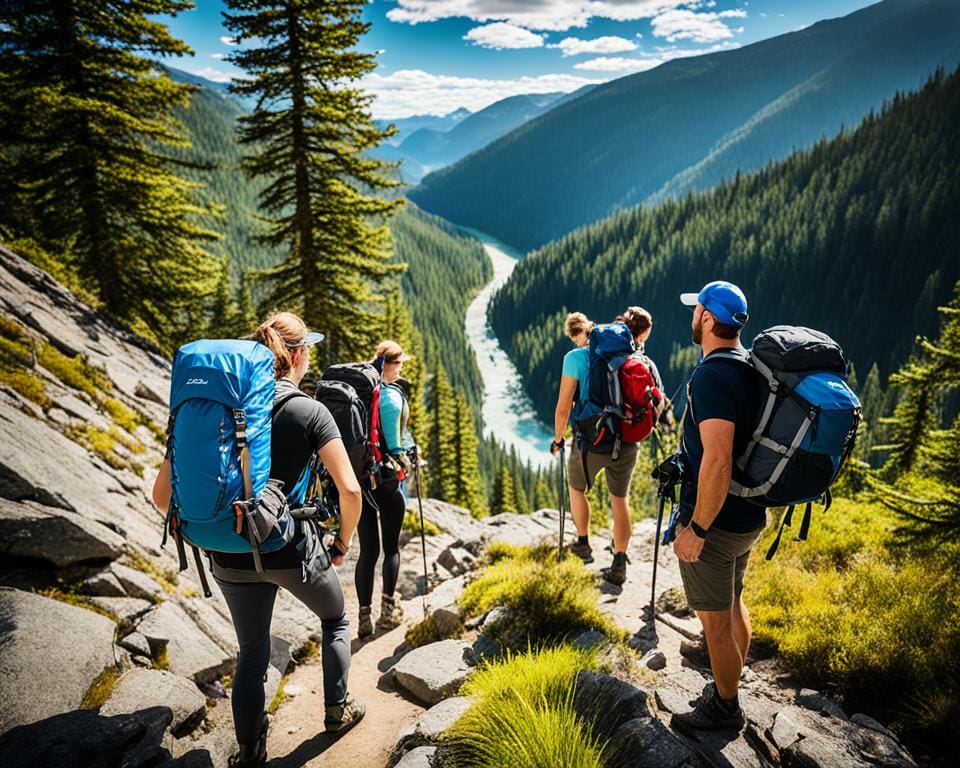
[357,606,373,639]
[602,552,629,585]
[376,594,404,632]
[570,540,594,564]
[228,713,268,767]
[325,693,366,734]
[671,683,745,735]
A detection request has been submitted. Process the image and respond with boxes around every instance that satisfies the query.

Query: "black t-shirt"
[213,378,341,570]
[678,348,767,533]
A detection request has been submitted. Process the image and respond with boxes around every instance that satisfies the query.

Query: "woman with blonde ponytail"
[152,311,365,767]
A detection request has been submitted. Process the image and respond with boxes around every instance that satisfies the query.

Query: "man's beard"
[692,321,702,345]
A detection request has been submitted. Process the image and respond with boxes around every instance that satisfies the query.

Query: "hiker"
[151,312,365,767]
[670,281,767,734]
[355,340,417,639]
[551,309,651,585]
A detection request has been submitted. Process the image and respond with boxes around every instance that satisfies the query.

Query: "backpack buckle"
[232,408,247,444]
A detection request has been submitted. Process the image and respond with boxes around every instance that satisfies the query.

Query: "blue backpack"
[163,340,305,591]
[704,326,861,559]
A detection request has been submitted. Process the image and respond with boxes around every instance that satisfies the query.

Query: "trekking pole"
[414,459,430,605]
[557,441,566,562]
[650,491,666,625]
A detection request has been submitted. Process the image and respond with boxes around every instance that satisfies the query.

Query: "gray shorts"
[568,442,638,497]
[678,523,766,612]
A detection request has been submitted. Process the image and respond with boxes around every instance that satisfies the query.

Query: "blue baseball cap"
[680,281,749,328]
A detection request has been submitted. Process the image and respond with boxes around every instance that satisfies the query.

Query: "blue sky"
[159,0,879,118]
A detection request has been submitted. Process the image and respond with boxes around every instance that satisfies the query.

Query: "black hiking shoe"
[325,692,366,734]
[602,552,628,585]
[671,683,745,735]
[570,540,594,564]
[228,713,268,768]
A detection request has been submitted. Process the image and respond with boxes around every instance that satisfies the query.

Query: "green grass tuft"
[402,508,442,536]
[459,544,625,651]
[38,587,118,622]
[80,665,122,710]
[36,343,110,398]
[445,645,604,768]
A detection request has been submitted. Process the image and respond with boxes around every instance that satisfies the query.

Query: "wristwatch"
[689,521,709,539]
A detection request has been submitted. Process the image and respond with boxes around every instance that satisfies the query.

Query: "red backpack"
[619,353,661,443]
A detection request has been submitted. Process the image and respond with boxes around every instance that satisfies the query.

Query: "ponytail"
[250,311,307,379]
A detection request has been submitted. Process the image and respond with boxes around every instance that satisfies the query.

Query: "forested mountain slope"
[411,0,960,252]
[490,66,960,423]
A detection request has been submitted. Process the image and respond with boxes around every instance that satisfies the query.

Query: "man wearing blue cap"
[670,280,767,734]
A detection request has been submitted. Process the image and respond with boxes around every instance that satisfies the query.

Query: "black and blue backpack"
[702,326,861,559]
[163,339,310,592]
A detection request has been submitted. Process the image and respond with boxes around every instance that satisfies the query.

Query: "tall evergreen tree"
[491,465,517,515]
[454,393,485,517]
[424,363,457,501]
[0,0,221,347]
[224,0,403,365]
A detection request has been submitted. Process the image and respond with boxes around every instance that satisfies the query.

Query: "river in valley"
[463,231,554,469]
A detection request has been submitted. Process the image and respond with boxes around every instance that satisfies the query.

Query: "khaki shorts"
[678,523,766,612]
[567,442,638,497]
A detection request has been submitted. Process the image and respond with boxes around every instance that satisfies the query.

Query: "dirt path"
[263,516,693,767]
[264,553,427,768]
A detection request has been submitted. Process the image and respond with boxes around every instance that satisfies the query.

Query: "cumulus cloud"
[210,53,225,60]
[219,35,238,46]
[360,69,601,119]
[651,8,747,43]
[550,36,638,57]
[387,0,693,33]
[464,22,545,50]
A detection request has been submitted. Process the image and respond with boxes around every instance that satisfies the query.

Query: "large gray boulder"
[0,587,116,734]
[100,669,206,738]
[0,499,125,566]
[136,601,234,683]
[391,640,474,705]
[479,510,558,548]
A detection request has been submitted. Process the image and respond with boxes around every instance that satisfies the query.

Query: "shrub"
[402,508,442,536]
[445,645,605,768]
[459,544,625,650]
[36,343,110,398]
[745,498,960,741]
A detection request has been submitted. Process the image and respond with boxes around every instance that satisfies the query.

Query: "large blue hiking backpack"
[163,339,305,591]
[574,322,661,487]
[703,326,861,559]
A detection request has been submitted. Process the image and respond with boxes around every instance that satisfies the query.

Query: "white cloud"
[550,36,638,57]
[651,8,747,42]
[573,56,660,72]
[574,41,741,72]
[210,53,225,60]
[463,22,545,50]
[191,67,234,83]
[360,69,602,119]
[387,0,693,33]
[220,35,238,46]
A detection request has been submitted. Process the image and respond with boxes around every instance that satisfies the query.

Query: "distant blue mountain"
[411,0,960,251]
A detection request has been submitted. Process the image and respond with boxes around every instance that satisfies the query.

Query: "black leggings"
[355,480,405,606]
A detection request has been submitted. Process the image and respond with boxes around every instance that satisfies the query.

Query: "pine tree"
[0,0,221,348]
[871,282,960,541]
[491,465,517,514]
[224,0,403,365]
[534,476,554,511]
[454,393,486,517]
[424,364,457,501]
